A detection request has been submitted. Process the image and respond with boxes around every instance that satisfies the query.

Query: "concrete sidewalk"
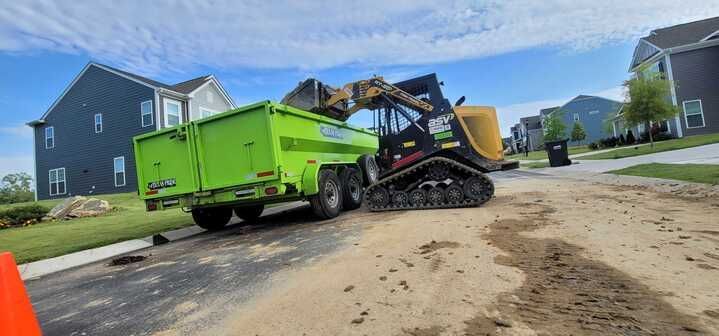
[530,143,719,173]
[518,143,650,164]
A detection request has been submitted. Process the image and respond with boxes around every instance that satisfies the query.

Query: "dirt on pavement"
[155,176,719,336]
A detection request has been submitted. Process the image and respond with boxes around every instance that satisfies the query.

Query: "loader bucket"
[454,106,504,161]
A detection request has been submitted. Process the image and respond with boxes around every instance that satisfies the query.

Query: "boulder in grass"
[67,198,111,218]
[47,196,87,219]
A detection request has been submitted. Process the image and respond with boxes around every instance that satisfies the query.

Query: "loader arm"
[326,77,434,120]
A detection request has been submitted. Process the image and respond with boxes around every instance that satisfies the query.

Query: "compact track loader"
[281,73,518,211]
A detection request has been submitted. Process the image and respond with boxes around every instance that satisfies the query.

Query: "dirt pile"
[480,201,705,335]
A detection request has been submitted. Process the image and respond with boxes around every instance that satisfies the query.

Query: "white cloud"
[0,155,33,178]
[496,85,625,137]
[1,1,717,75]
[0,124,33,139]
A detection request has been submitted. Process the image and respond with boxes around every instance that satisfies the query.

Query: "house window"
[94,113,103,133]
[45,126,54,149]
[49,168,66,196]
[141,100,153,127]
[114,157,126,187]
[164,99,182,127]
[199,107,217,118]
[683,100,705,128]
[573,113,580,121]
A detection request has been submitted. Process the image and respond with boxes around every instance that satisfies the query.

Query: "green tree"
[0,172,34,204]
[570,121,587,144]
[542,110,566,142]
[622,73,678,148]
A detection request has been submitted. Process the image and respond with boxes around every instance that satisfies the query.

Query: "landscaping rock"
[68,198,111,218]
[47,196,87,219]
[47,196,112,219]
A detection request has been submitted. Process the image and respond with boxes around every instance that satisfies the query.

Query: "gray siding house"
[627,16,719,137]
[28,62,235,200]
[548,95,623,146]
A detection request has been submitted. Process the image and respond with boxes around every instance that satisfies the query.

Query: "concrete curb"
[18,239,153,280]
[18,201,307,280]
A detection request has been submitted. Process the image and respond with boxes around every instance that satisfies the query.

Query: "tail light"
[265,186,278,195]
[146,201,158,211]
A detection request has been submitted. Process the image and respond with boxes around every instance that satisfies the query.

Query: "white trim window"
[49,167,66,196]
[94,113,103,133]
[114,156,126,187]
[141,100,153,127]
[45,126,54,149]
[683,100,706,128]
[199,106,218,119]
[573,112,580,121]
[164,99,182,127]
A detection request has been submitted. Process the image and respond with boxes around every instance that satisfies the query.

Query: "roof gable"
[170,75,211,94]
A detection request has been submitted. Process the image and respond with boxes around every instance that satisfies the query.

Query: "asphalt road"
[26,169,540,336]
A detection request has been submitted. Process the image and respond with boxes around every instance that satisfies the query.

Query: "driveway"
[27,170,538,336]
[536,143,719,173]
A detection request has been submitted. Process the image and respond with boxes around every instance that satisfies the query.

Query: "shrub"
[618,134,626,146]
[599,136,618,148]
[588,142,599,150]
[626,130,636,144]
[0,204,49,229]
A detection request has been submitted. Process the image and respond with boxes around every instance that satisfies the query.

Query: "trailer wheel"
[233,204,264,223]
[340,168,363,210]
[358,154,379,186]
[309,169,343,219]
[192,207,232,231]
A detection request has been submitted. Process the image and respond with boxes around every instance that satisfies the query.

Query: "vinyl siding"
[670,46,719,136]
[33,65,155,200]
[557,96,621,146]
[189,81,233,120]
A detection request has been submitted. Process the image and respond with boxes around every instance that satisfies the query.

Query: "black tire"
[192,207,232,231]
[309,169,343,219]
[367,186,390,208]
[233,204,264,223]
[409,188,427,206]
[340,168,363,210]
[427,186,445,205]
[358,154,380,186]
[392,191,409,207]
[445,184,464,204]
[463,176,494,202]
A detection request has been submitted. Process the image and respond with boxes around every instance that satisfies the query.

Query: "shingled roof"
[169,75,212,94]
[643,16,719,49]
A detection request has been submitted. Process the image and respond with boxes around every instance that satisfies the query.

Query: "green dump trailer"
[133,101,379,230]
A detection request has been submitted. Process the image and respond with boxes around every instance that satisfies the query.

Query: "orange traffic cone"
[0,252,42,336]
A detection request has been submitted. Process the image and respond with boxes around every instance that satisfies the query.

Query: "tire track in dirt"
[472,200,706,335]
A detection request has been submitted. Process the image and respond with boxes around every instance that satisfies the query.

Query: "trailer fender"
[301,162,322,196]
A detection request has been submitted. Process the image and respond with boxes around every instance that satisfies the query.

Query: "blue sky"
[1,1,718,177]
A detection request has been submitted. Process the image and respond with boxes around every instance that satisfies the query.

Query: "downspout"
[664,53,683,138]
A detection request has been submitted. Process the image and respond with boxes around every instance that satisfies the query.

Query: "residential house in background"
[509,123,521,153]
[549,95,623,146]
[628,16,719,138]
[27,62,236,200]
[519,115,543,151]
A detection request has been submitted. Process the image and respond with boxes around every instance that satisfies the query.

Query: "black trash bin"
[544,139,572,167]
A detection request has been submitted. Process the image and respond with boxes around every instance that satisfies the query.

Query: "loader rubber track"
[365,156,494,212]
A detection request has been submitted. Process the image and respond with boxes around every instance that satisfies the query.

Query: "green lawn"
[580,134,719,160]
[506,145,591,161]
[609,163,719,185]
[0,192,194,264]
